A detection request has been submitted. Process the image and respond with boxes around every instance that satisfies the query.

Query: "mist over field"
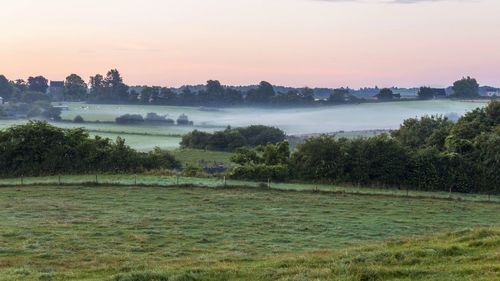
[60,100,486,135]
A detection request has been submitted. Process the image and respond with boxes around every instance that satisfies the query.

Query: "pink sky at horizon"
[1,0,499,88]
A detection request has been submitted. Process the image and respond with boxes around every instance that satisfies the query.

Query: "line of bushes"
[180,125,286,151]
[0,121,180,177]
[230,101,500,194]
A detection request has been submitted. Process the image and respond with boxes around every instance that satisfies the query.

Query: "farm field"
[0,173,500,203]
[0,119,187,151]
[0,186,498,280]
[59,100,487,134]
[0,100,487,151]
[0,174,498,203]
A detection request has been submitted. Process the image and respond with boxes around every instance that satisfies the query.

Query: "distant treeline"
[230,101,500,194]
[181,125,286,151]
[1,70,491,110]
[0,122,180,177]
[115,113,193,126]
[0,76,63,121]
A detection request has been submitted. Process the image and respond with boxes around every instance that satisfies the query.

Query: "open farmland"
[0,100,487,151]
[0,185,498,280]
[60,100,486,134]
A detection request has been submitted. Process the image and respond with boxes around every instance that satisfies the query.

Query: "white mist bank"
[61,100,487,135]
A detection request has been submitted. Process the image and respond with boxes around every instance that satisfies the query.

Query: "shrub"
[0,121,180,176]
[231,164,289,181]
[182,164,204,177]
[116,114,144,124]
[73,115,84,123]
[181,125,286,151]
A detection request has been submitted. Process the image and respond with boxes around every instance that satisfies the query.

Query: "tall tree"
[104,69,129,102]
[417,87,435,100]
[28,76,49,93]
[13,79,28,92]
[206,80,224,95]
[246,81,275,104]
[64,74,87,101]
[376,88,394,101]
[89,74,105,100]
[0,75,14,101]
[452,77,479,98]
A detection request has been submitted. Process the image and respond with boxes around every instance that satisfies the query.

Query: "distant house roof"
[50,81,64,87]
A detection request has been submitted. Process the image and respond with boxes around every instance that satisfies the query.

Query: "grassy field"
[171,149,235,168]
[0,119,189,151]
[0,185,498,280]
[0,174,498,203]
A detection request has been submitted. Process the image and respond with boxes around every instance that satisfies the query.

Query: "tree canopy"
[64,74,87,101]
[28,76,49,93]
[452,77,479,98]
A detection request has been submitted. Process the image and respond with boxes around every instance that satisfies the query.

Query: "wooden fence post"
[267,178,271,188]
[223,176,226,187]
[134,175,137,185]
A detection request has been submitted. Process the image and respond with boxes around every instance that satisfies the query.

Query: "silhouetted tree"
[0,75,14,101]
[452,77,479,98]
[64,74,87,101]
[28,76,49,93]
[417,87,435,100]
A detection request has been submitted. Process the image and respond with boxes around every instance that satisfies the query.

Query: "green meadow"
[0,185,498,280]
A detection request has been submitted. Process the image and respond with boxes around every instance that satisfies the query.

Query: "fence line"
[0,174,498,203]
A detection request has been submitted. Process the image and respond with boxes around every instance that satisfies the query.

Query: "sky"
[0,0,499,88]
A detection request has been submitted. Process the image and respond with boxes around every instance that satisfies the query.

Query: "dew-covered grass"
[0,185,498,280]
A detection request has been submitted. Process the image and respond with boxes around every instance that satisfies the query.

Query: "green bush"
[181,125,285,151]
[231,164,289,181]
[0,121,180,176]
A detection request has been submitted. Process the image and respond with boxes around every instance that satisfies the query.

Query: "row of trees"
[417,77,480,100]
[0,74,88,102]
[96,80,317,106]
[230,101,500,194]
[0,122,180,177]
[0,74,83,120]
[2,71,486,108]
[115,113,193,126]
[181,125,286,151]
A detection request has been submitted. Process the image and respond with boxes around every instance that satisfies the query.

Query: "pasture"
[0,185,498,280]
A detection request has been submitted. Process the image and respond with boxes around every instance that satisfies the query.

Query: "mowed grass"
[0,186,498,280]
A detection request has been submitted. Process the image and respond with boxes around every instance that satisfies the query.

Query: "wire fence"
[0,174,498,203]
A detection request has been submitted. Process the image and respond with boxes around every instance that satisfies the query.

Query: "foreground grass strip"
[0,186,498,280]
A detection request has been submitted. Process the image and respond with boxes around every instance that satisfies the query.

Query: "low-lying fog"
[62,100,487,135]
